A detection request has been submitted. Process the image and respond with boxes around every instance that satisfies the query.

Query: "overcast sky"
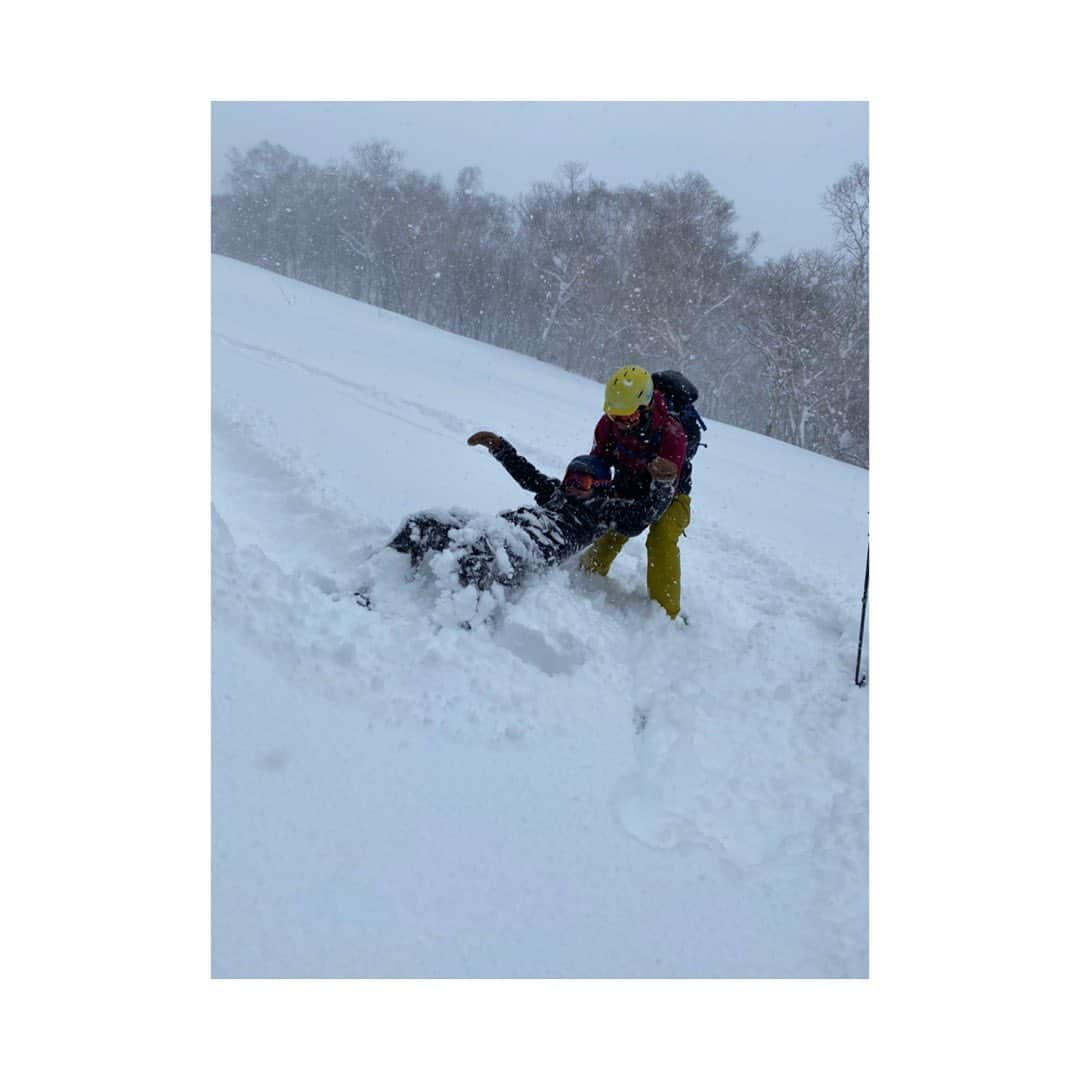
[212,101,867,259]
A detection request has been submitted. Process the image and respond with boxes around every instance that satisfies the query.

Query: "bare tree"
[212,139,868,465]
[822,162,869,465]
[514,164,614,364]
[822,162,869,279]
[738,251,846,452]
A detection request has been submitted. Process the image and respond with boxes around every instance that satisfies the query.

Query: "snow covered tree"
[435,167,513,339]
[215,141,319,279]
[513,163,616,372]
[603,173,754,423]
[212,139,867,466]
[822,163,869,465]
[737,250,856,458]
[733,164,868,464]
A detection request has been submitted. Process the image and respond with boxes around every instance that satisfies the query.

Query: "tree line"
[212,140,868,466]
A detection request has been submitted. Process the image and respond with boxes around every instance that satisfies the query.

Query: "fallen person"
[381,431,677,596]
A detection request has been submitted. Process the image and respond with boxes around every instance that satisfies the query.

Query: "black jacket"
[388,438,673,596]
[388,441,673,591]
[490,441,673,566]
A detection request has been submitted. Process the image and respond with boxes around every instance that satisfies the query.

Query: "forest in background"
[212,141,868,466]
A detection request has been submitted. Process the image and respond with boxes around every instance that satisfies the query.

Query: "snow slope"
[211,254,869,977]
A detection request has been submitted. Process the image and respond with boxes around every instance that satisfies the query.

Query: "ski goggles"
[608,407,643,426]
[564,472,600,493]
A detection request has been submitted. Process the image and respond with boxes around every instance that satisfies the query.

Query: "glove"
[467,431,504,451]
[647,457,678,483]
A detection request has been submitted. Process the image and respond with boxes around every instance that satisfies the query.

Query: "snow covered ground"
[211,254,869,977]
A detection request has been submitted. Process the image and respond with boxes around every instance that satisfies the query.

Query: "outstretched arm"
[467,431,560,500]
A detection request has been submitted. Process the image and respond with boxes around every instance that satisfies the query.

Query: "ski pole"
[855,545,869,687]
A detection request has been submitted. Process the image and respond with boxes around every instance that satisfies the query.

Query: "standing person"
[580,365,692,619]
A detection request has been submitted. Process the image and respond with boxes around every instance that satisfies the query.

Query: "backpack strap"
[689,404,707,431]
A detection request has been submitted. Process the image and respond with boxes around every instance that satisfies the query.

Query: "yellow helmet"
[603,365,653,417]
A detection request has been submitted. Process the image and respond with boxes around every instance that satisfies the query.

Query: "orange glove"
[467,431,504,451]
[648,457,678,483]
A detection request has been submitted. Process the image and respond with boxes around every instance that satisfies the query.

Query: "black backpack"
[651,370,708,460]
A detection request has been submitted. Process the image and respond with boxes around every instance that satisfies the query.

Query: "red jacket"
[591,393,688,499]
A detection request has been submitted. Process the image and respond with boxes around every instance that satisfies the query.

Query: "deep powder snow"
[211,255,868,977]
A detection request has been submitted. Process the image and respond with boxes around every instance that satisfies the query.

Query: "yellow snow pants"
[580,493,691,618]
